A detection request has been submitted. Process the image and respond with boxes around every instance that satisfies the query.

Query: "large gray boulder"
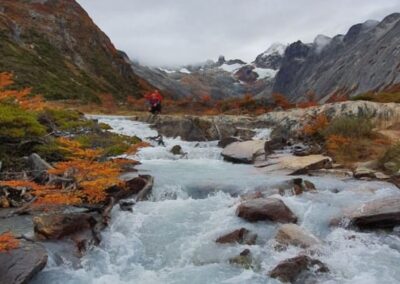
[221,140,266,164]
[236,198,297,223]
[0,241,48,284]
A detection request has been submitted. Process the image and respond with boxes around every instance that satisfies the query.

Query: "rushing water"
[33,116,400,284]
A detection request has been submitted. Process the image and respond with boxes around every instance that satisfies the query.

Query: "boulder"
[216,228,257,245]
[221,140,266,164]
[218,137,240,148]
[33,213,97,240]
[0,241,48,284]
[170,145,184,155]
[229,249,253,269]
[236,198,297,223]
[342,197,400,229]
[275,224,321,248]
[269,255,329,283]
[106,175,154,201]
[259,154,332,175]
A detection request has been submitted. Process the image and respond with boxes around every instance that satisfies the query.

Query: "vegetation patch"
[379,143,400,174]
[352,92,400,104]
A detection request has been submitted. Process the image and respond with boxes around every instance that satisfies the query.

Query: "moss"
[33,138,69,162]
[0,104,46,139]
[76,132,141,157]
[352,92,400,103]
[39,108,95,132]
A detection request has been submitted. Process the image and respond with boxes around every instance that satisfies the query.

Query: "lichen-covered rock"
[0,241,48,284]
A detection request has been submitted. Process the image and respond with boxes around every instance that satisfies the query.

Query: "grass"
[352,92,400,103]
[379,143,400,174]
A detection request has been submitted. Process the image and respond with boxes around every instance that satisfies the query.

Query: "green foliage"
[322,116,374,139]
[33,138,69,162]
[0,104,46,139]
[76,132,142,157]
[379,143,400,174]
[39,108,95,131]
[352,92,400,103]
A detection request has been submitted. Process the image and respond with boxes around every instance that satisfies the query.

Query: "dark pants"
[150,103,161,114]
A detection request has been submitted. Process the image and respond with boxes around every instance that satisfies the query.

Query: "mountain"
[273,13,400,102]
[132,43,286,100]
[0,0,150,102]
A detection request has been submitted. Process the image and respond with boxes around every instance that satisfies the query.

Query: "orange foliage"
[126,141,151,154]
[272,93,293,110]
[57,137,102,160]
[303,114,329,136]
[326,135,352,153]
[0,232,20,253]
[298,92,318,108]
[0,72,45,110]
[98,93,117,113]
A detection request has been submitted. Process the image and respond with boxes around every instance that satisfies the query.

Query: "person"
[145,90,163,114]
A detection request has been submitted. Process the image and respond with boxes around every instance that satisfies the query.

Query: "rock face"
[273,13,400,102]
[222,140,266,164]
[275,224,321,248]
[236,198,297,223]
[343,197,400,229]
[269,255,329,283]
[0,0,151,101]
[0,241,48,284]
[33,213,97,240]
[216,228,257,245]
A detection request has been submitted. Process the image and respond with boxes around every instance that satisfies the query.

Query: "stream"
[33,116,400,284]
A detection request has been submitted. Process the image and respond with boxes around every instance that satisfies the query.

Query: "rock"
[119,200,135,212]
[353,167,377,179]
[0,241,48,284]
[229,249,253,269]
[28,153,53,181]
[170,145,184,155]
[236,198,297,223]
[0,195,10,208]
[260,154,332,175]
[33,213,97,240]
[106,175,154,201]
[218,137,240,148]
[341,197,400,230]
[216,228,257,245]
[276,178,316,196]
[275,224,321,248]
[221,140,266,164]
[269,255,329,283]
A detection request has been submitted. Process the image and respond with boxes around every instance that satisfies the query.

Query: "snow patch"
[179,68,191,74]
[253,68,278,80]
[219,63,244,73]
[158,67,175,74]
[261,43,287,57]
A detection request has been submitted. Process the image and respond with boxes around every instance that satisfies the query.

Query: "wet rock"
[119,200,135,212]
[216,228,257,245]
[276,178,316,196]
[107,175,154,201]
[0,185,34,208]
[170,145,184,155]
[240,191,264,201]
[0,241,48,284]
[353,167,377,179]
[33,213,97,240]
[275,224,321,248]
[229,249,253,269]
[221,140,266,164]
[259,154,332,175]
[342,197,400,230]
[236,198,297,223]
[269,255,329,283]
[218,137,240,148]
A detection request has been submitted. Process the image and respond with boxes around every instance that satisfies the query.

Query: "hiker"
[145,90,163,114]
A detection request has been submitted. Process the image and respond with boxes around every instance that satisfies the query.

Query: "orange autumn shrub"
[126,141,151,155]
[0,232,20,253]
[303,114,329,136]
[272,93,294,110]
[326,135,352,153]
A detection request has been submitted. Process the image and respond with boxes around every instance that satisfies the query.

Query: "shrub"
[0,104,46,139]
[322,116,374,139]
[39,108,95,132]
[303,114,329,137]
[379,143,400,174]
[352,92,400,103]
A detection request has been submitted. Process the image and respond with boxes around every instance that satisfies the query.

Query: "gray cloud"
[77,0,400,66]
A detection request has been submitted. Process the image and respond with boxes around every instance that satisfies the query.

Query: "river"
[33,116,400,284]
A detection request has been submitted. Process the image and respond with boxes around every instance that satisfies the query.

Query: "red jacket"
[145,92,163,105]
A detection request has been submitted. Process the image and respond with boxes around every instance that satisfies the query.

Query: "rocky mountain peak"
[254,43,286,70]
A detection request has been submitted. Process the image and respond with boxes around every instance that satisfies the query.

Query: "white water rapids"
[33,116,400,284]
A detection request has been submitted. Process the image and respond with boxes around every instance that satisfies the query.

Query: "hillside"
[0,0,150,102]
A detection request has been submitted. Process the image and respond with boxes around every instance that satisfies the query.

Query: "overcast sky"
[78,0,400,67]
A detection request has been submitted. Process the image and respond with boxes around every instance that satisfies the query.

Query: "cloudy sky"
[78,0,400,67]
